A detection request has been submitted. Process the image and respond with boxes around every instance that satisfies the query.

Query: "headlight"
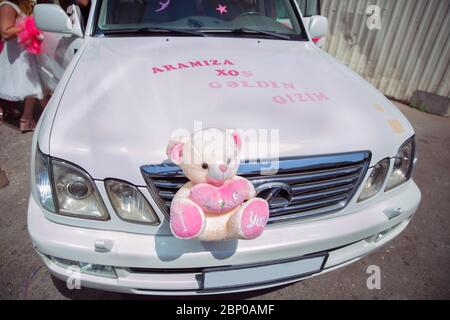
[32,149,56,212]
[52,160,109,220]
[386,137,415,191]
[105,180,160,225]
[358,158,390,202]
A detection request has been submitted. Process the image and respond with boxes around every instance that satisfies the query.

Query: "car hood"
[49,37,414,184]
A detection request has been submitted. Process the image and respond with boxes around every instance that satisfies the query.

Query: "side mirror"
[308,15,328,47]
[34,4,83,37]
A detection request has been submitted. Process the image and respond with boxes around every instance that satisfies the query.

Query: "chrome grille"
[141,152,371,223]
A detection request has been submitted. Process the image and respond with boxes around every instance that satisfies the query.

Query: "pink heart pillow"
[189,178,251,214]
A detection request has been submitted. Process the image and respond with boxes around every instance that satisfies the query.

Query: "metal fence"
[320,0,450,102]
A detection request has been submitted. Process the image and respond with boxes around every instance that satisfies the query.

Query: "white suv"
[28,0,421,295]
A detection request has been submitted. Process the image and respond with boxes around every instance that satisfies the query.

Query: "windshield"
[95,0,306,40]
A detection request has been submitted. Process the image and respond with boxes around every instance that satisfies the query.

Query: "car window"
[95,0,305,39]
[296,0,320,17]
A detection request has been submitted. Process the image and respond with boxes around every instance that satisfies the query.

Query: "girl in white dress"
[0,0,46,132]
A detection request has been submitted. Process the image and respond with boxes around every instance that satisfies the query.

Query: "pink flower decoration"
[17,16,43,55]
[216,4,228,14]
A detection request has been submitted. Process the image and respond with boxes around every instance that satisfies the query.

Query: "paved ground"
[0,102,449,300]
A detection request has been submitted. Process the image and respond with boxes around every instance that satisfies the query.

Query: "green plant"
[410,101,427,113]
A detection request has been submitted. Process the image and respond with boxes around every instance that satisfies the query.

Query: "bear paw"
[229,198,269,240]
[170,199,205,239]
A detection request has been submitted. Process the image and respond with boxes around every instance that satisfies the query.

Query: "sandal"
[20,119,36,132]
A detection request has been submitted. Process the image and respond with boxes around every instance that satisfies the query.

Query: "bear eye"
[202,163,209,170]
[227,158,232,165]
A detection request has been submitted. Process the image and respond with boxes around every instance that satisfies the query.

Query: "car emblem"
[255,182,293,209]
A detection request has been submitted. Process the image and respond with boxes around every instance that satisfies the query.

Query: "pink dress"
[0,1,43,101]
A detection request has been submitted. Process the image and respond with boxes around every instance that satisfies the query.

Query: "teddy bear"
[166,128,270,241]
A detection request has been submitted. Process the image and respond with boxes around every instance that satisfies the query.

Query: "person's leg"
[20,97,37,132]
[21,97,36,122]
[0,99,3,121]
[40,95,50,109]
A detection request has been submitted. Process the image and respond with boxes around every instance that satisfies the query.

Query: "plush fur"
[17,16,43,55]
[167,128,270,241]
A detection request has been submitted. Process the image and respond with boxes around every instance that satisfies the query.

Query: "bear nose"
[219,164,228,173]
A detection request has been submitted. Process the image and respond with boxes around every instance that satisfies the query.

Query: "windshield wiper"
[103,26,207,37]
[228,27,291,40]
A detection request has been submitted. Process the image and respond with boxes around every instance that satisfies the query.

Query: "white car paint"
[28,0,421,295]
[36,31,81,92]
[45,37,413,184]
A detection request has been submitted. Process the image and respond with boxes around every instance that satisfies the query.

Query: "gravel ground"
[0,101,449,300]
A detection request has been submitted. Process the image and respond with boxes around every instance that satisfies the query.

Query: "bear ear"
[166,142,184,165]
[232,131,242,152]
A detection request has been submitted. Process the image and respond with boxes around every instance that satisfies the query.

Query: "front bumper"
[28,180,421,295]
